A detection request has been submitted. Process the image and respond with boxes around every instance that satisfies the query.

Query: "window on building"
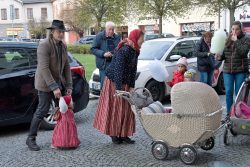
[27,8,33,19]
[1,9,7,20]
[15,8,19,19]
[41,8,47,19]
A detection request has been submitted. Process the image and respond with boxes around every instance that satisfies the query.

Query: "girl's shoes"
[50,144,58,149]
[120,137,135,144]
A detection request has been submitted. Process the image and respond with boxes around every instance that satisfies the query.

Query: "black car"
[0,42,89,129]
[75,35,95,45]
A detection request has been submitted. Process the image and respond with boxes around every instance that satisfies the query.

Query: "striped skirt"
[93,78,135,137]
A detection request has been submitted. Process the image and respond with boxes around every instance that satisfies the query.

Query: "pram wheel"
[224,128,229,146]
[179,145,197,165]
[230,128,237,136]
[200,137,215,151]
[151,141,169,160]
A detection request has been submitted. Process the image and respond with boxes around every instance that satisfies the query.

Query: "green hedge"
[67,44,92,54]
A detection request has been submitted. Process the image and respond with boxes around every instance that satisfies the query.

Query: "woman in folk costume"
[93,29,145,144]
[51,95,80,148]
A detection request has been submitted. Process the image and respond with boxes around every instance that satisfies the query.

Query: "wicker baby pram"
[116,82,223,165]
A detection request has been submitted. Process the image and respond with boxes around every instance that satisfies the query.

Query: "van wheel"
[216,74,225,95]
[145,80,165,102]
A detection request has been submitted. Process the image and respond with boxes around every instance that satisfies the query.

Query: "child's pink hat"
[177,57,188,68]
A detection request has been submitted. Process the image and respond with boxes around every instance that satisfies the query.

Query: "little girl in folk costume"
[51,95,80,148]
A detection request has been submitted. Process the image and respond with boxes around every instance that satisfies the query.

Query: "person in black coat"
[93,29,145,144]
[91,21,120,89]
[195,32,214,86]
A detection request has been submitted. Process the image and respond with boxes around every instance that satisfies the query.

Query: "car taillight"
[70,66,85,77]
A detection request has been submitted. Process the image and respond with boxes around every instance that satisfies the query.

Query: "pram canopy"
[171,82,222,116]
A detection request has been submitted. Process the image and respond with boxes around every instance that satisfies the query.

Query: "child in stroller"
[224,77,250,145]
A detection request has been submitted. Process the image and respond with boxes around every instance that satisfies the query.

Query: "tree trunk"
[95,18,102,34]
[229,8,235,28]
[159,16,162,35]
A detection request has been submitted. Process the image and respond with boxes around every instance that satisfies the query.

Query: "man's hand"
[104,52,112,58]
[66,89,72,95]
[53,88,62,99]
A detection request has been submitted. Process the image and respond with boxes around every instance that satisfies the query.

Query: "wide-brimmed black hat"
[47,20,66,31]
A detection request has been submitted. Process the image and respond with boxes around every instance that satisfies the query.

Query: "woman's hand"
[215,53,222,60]
[231,32,237,41]
[129,88,134,93]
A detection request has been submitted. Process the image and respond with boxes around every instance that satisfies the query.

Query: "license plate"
[92,83,101,90]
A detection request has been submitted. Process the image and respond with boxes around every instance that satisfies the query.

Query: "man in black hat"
[26,20,73,151]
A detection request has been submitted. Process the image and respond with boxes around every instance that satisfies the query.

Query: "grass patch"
[73,54,96,81]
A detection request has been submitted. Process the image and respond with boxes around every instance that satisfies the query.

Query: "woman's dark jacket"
[195,38,213,72]
[106,45,139,90]
[221,34,250,74]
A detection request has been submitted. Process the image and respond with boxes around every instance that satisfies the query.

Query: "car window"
[26,48,37,66]
[168,40,195,59]
[0,48,30,75]
[139,41,174,60]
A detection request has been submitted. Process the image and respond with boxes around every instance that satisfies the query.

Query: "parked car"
[144,33,175,41]
[0,42,89,129]
[19,38,33,42]
[75,35,96,45]
[0,37,19,42]
[89,37,225,101]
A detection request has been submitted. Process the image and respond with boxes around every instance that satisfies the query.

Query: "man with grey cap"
[91,21,120,89]
[26,20,73,151]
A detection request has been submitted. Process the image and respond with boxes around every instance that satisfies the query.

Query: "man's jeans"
[200,71,214,86]
[28,91,58,137]
[223,72,247,113]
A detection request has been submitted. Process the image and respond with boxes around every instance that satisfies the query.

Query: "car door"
[0,47,36,121]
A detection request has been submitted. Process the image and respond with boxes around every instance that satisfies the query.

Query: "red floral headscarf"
[117,29,142,53]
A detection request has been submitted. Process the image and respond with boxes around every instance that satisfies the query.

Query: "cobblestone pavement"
[0,95,250,167]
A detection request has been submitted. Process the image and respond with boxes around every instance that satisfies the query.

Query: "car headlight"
[135,72,140,80]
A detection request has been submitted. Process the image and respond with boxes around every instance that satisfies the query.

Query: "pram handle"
[115,88,152,99]
[134,87,153,99]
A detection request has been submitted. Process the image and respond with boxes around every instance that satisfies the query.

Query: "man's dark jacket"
[91,31,120,70]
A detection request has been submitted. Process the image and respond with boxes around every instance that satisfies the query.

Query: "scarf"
[117,29,142,53]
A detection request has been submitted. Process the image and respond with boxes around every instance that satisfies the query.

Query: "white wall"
[126,7,218,36]
[23,3,53,23]
[0,0,23,24]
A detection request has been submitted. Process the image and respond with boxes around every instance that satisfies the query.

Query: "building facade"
[0,0,53,38]
[126,7,218,37]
